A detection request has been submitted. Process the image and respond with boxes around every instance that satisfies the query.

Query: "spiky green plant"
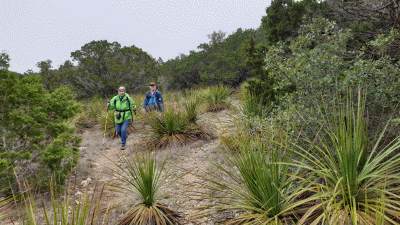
[6,181,110,225]
[242,92,272,118]
[0,196,12,222]
[183,95,200,124]
[146,110,208,148]
[294,90,400,225]
[203,86,231,112]
[113,153,181,225]
[202,145,307,225]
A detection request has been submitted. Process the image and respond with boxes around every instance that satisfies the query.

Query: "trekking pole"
[102,109,108,145]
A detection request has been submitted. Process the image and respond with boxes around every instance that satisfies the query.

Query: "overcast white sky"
[0,0,271,73]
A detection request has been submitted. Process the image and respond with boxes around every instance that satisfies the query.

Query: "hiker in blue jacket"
[143,82,164,112]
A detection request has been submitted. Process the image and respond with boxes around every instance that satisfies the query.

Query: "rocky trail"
[73,109,236,224]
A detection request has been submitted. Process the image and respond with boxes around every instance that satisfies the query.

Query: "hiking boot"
[120,144,126,150]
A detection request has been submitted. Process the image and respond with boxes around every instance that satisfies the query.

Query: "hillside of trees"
[2,0,400,224]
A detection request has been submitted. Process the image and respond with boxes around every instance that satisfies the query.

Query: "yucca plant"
[0,196,12,222]
[203,86,231,112]
[202,147,307,225]
[112,153,181,225]
[221,129,269,153]
[146,110,209,148]
[183,95,200,124]
[242,92,272,118]
[6,180,110,225]
[294,90,400,224]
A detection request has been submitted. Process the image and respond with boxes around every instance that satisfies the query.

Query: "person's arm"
[143,93,149,107]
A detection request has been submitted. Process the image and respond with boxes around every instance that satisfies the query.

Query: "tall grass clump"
[242,92,271,118]
[202,86,231,112]
[113,153,181,225]
[146,110,209,148]
[0,196,12,221]
[295,90,400,224]
[183,92,201,123]
[99,110,115,137]
[75,97,105,129]
[203,147,306,225]
[4,181,110,225]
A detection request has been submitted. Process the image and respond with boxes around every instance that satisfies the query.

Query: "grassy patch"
[4,180,110,225]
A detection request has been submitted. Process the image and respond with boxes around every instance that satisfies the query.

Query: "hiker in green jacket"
[107,86,137,150]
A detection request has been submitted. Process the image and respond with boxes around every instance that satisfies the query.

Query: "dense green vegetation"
[36,40,160,98]
[0,69,80,193]
[2,0,400,224]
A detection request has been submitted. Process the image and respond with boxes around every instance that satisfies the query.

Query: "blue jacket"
[143,91,164,112]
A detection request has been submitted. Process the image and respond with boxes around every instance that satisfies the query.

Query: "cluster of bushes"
[4,88,400,224]
[214,90,400,224]
[242,17,400,140]
[0,70,80,194]
[1,152,180,225]
[35,40,160,99]
[145,86,231,148]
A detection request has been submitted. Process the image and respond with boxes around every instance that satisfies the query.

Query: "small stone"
[81,180,88,187]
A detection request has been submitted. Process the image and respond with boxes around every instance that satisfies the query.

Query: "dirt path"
[74,109,236,224]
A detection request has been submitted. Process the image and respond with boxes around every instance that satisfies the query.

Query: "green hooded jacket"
[108,94,137,124]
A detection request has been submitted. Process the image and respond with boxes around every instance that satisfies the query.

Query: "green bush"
[40,132,80,185]
[249,18,400,140]
[0,71,80,193]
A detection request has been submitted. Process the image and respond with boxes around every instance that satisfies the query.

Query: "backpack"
[114,95,132,122]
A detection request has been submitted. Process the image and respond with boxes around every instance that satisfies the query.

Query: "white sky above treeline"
[0,0,271,73]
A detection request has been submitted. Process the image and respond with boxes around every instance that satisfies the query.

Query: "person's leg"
[120,120,130,146]
[115,123,122,138]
